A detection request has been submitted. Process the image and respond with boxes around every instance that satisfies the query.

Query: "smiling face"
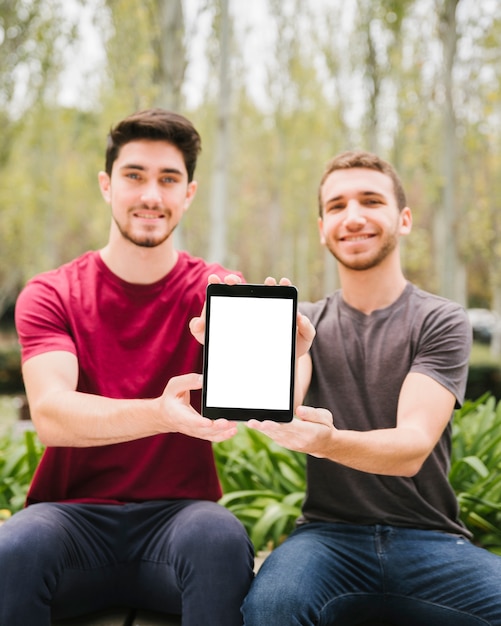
[318,167,412,272]
[98,139,197,249]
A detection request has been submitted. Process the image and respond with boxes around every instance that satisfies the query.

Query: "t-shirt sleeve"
[410,301,472,408]
[15,278,77,363]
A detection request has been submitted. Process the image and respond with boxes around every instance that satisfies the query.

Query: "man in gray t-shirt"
[242,151,501,626]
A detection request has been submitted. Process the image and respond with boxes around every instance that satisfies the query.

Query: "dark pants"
[0,500,254,626]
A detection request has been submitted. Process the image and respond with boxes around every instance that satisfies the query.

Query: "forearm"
[29,389,164,447]
[316,425,433,477]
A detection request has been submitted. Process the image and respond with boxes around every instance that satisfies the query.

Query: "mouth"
[133,210,165,220]
[340,234,374,242]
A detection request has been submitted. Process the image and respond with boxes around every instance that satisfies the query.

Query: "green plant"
[0,429,44,516]
[214,426,306,551]
[450,394,501,554]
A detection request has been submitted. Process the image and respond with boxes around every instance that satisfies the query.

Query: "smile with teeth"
[135,212,164,219]
[342,234,373,242]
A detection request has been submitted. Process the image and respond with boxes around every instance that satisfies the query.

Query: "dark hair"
[318,150,407,215]
[104,108,202,181]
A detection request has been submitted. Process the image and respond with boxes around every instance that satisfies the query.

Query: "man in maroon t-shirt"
[0,109,253,626]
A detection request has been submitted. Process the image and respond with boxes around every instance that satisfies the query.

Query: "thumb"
[296,405,332,424]
[166,373,203,397]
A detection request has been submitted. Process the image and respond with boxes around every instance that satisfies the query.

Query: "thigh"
[125,500,254,625]
[242,523,382,626]
[0,503,120,623]
[384,529,501,625]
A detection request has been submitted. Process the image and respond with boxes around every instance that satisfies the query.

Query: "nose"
[140,181,162,207]
[343,200,366,229]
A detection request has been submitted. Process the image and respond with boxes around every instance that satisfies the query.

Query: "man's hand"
[247,405,335,457]
[160,373,238,442]
[189,273,242,344]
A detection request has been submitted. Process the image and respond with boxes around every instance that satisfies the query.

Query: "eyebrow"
[119,164,184,176]
[326,190,385,203]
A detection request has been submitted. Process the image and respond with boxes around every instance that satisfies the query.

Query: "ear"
[98,171,111,204]
[399,206,412,236]
[318,216,327,246]
[184,180,198,211]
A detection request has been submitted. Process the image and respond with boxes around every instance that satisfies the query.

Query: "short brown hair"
[104,108,201,181]
[318,150,407,215]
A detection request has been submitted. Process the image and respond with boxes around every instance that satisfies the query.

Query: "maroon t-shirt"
[15,250,239,505]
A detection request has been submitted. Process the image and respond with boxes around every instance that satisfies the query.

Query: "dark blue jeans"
[0,500,254,626]
[242,522,501,625]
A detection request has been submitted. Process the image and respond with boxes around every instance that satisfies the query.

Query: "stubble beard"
[112,209,176,248]
[327,229,399,272]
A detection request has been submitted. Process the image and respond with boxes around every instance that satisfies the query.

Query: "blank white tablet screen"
[205,296,294,410]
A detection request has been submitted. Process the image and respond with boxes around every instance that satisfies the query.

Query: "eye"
[325,202,344,213]
[363,197,384,207]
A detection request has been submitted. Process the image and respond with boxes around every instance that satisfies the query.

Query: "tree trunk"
[153,0,186,111]
[208,0,232,265]
[436,0,466,305]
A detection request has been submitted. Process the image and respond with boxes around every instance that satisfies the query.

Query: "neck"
[100,230,178,285]
[338,258,407,315]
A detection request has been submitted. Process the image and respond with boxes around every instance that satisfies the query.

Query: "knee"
[0,505,65,566]
[242,574,300,624]
[178,503,251,555]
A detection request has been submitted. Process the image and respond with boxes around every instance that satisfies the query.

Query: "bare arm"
[248,372,456,477]
[294,351,312,410]
[23,350,238,447]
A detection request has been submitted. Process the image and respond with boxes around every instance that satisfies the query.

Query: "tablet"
[202,283,297,422]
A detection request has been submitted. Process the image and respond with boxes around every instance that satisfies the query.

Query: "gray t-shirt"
[298,282,472,536]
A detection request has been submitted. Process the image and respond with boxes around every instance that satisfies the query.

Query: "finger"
[223,274,242,285]
[189,316,206,344]
[208,274,223,284]
[199,419,239,442]
[297,313,316,341]
[247,418,281,435]
[279,277,292,286]
[166,373,203,396]
[263,276,277,286]
[296,405,332,424]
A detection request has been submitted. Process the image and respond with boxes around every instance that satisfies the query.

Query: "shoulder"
[17,252,98,306]
[299,292,340,326]
[406,284,470,330]
[22,251,98,291]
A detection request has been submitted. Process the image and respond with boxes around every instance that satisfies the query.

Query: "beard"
[112,209,177,248]
[326,228,399,271]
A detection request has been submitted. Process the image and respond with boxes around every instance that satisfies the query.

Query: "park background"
[1,0,501,552]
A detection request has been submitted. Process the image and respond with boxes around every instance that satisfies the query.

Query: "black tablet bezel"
[202,283,297,422]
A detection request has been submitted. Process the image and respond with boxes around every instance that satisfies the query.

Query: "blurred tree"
[207,0,231,265]
[1,0,501,316]
[0,0,79,318]
[152,0,186,111]
[354,0,415,153]
[434,0,466,305]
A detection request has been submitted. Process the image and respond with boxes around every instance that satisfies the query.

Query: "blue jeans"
[242,522,501,625]
[0,500,254,626]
